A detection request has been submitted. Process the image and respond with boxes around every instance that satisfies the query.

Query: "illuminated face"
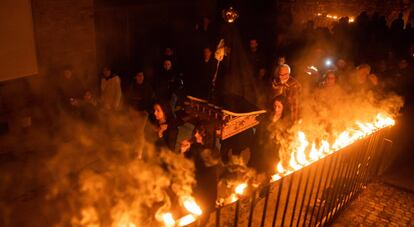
[249,40,258,50]
[203,48,212,60]
[102,67,111,78]
[154,104,165,122]
[63,69,72,79]
[278,66,290,83]
[135,72,144,84]
[336,59,346,69]
[273,100,284,116]
[163,60,172,71]
[194,131,203,144]
[325,73,336,87]
[356,68,369,84]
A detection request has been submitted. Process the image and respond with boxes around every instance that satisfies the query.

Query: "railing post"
[247,190,256,227]
[281,173,295,227]
[260,184,271,227]
[296,166,315,227]
[271,177,284,227]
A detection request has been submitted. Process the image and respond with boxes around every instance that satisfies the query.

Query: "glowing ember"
[177,214,197,226]
[230,193,238,203]
[182,197,202,216]
[162,213,175,227]
[235,183,248,195]
[271,173,281,182]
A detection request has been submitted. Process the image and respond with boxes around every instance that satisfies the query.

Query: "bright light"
[325,59,333,67]
[182,197,202,216]
[178,214,197,226]
[235,183,248,195]
[162,213,175,227]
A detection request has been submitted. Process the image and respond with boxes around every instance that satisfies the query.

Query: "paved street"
[333,180,414,226]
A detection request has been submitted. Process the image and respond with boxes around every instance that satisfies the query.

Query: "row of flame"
[156,113,394,226]
[226,113,394,206]
[316,13,355,23]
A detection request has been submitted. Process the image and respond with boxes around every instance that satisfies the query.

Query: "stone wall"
[32,0,97,85]
[0,0,97,131]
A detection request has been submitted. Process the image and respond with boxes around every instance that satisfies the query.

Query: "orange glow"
[235,183,248,195]
[162,213,175,227]
[177,214,197,226]
[182,196,202,216]
[273,113,394,178]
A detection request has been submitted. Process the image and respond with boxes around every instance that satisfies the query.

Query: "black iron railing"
[198,128,393,227]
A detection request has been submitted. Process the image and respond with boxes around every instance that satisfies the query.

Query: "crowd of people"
[52,10,414,215]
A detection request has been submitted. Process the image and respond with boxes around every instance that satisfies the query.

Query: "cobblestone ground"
[333,180,414,226]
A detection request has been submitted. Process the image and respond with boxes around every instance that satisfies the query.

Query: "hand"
[180,139,191,153]
[158,124,168,138]
[368,74,379,86]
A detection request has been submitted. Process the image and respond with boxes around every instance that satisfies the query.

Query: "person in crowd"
[348,64,379,93]
[271,64,301,122]
[315,71,346,108]
[334,58,352,86]
[255,67,270,108]
[100,66,122,111]
[146,101,178,151]
[126,71,154,113]
[187,47,217,99]
[162,46,180,72]
[55,65,88,113]
[247,38,266,77]
[320,71,339,89]
[270,55,286,80]
[154,59,182,108]
[252,96,291,174]
[182,123,219,219]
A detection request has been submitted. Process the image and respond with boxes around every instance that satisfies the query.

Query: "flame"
[182,197,202,216]
[349,17,355,23]
[272,112,395,177]
[296,131,310,165]
[289,151,302,170]
[235,183,248,195]
[161,213,175,227]
[177,214,197,226]
[271,174,281,182]
[276,162,285,173]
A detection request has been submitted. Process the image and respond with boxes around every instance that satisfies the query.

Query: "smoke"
[0,109,195,227]
[275,84,404,169]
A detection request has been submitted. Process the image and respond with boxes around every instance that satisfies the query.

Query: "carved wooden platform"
[184,96,266,140]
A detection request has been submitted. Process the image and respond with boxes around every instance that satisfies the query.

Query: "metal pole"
[318,152,343,226]
[296,165,314,227]
[216,206,221,227]
[247,190,256,227]
[289,170,304,227]
[309,155,333,227]
[260,185,271,227]
[303,159,325,226]
[315,154,339,226]
[271,177,285,227]
[324,151,347,224]
[234,200,240,227]
[281,173,295,227]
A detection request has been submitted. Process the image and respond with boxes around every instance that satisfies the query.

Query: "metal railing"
[201,128,393,227]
